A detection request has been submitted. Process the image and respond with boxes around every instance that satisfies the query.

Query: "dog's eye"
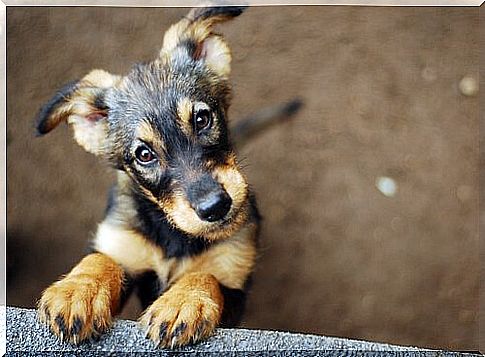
[135,145,156,164]
[194,109,212,133]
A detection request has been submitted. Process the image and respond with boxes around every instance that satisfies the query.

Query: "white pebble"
[459,76,478,97]
[376,177,397,197]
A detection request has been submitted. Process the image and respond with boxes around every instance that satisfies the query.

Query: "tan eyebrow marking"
[177,97,193,136]
[135,120,166,162]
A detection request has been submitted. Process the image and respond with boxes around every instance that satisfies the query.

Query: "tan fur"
[135,120,166,158]
[165,188,248,241]
[83,69,121,89]
[139,272,223,348]
[94,172,174,280]
[94,221,174,280]
[171,223,258,290]
[38,253,124,344]
[213,157,248,214]
[177,97,193,136]
[50,69,120,125]
[68,111,108,155]
[45,87,97,139]
[46,69,121,155]
[161,152,249,240]
[168,189,211,236]
[200,35,232,77]
[160,9,233,78]
[71,70,120,155]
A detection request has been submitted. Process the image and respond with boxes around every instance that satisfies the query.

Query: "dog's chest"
[93,220,210,287]
[94,221,177,282]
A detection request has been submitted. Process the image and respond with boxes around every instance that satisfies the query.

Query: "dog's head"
[36,6,250,241]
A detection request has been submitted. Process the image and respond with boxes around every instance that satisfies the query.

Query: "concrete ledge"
[4,307,473,356]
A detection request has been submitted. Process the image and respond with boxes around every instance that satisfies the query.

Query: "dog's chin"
[164,199,249,241]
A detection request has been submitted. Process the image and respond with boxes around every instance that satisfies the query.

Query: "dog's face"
[36,7,250,241]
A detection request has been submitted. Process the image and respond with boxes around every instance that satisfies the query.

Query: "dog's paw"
[38,274,114,344]
[139,274,223,348]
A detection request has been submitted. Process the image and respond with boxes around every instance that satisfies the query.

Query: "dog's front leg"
[38,253,125,344]
[139,272,224,348]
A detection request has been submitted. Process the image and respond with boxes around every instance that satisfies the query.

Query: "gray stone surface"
[4,306,475,356]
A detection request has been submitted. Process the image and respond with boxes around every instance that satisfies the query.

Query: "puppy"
[36,6,260,348]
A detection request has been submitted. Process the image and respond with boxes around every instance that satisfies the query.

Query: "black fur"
[119,274,135,311]
[105,60,231,173]
[55,315,67,335]
[190,5,247,22]
[135,270,165,310]
[179,39,199,59]
[94,92,109,111]
[35,80,79,135]
[219,285,247,327]
[186,173,225,205]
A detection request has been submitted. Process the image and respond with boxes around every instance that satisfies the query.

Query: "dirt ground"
[6,6,479,351]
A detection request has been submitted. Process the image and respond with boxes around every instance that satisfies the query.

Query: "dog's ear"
[36,69,121,155]
[160,5,246,78]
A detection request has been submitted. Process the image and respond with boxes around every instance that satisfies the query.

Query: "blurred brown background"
[7,6,479,351]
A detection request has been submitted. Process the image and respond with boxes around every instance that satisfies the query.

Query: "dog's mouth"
[163,188,248,241]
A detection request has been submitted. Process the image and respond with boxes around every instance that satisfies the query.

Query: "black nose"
[194,190,232,222]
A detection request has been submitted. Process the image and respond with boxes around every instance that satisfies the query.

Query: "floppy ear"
[160,5,246,78]
[35,69,121,155]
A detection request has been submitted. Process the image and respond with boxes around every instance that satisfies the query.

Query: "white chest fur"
[94,221,175,284]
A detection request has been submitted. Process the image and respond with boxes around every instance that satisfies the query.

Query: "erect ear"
[35,69,121,155]
[160,5,246,78]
